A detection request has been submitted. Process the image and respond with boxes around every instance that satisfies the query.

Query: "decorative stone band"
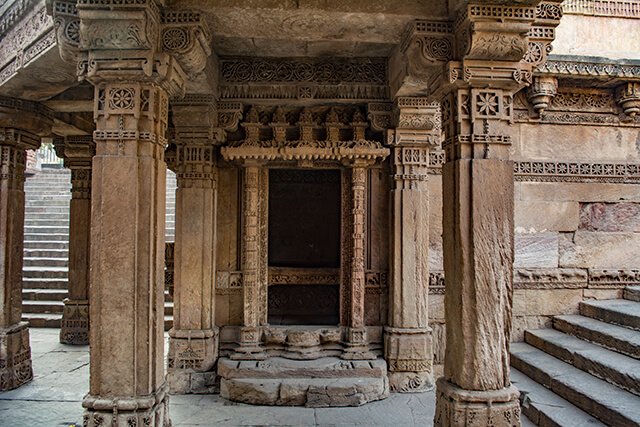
[429,268,640,294]
[562,0,640,18]
[221,139,389,163]
[538,57,640,79]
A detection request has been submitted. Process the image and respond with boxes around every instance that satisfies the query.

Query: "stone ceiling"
[171,0,449,57]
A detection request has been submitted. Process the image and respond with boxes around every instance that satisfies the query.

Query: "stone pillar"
[56,136,94,345]
[233,162,267,359]
[385,98,440,392]
[342,162,375,360]
[167,100,219,393]
[83,81,171,426]
[423,3,562,425]
[0,98,53,391]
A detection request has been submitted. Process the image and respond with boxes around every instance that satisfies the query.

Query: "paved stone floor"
[0,329,534,426]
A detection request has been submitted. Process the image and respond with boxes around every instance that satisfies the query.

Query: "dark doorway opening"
[267,169,341,325]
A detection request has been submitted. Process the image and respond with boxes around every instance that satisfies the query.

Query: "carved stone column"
[167,100,219,392]
[233,162,268,360]
[0,98,52,391]
[342,161,375,360]
[420,3,561,426]
[49,0,211,421]
[55,136,94,345]
[385,98,440,392]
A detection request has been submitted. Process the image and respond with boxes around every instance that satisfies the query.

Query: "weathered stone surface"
[579,202,640,232]
[515,200,580,232]
[516,123,640,162]
[560,232,640,269]
[518,182,640,203]
[511,315,552,342]
[513,289,583,316]
[515,233,559,268]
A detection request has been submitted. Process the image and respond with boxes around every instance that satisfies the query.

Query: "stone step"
[24,207,69,214]
[25,200,71,207]
[510,343,640,427]
[24,219,70,227]
[24,240,69,250]
[525,328,640,395]
[22,267,68,279]
[554,315,640,359]
[218,357,389,407]
[22,278,68,289]
[625,286,640,302]
[23,257,69,268]
[22,300,64,314]
[24,226,69,234]
[22,312,61,328]
[580,299,640,331]
[23,249,69,258]
[24,213,70,220]
[22,289,68,301]
[512,368,606,427]
[23,233,69,241]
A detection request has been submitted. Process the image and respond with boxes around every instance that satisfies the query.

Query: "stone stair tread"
[625,286,640,302]
[580,299,640,330]
[554,314,640,359]
[23,300,64,306]
[525,328,640,395]
[512,368,606,427]
[23,266,68,271]
[510,342,640,426]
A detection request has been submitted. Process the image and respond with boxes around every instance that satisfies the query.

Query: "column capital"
[0,96,54,147]
[49,0,213,98]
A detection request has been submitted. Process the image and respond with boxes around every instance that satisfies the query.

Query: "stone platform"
[218,357,390,407]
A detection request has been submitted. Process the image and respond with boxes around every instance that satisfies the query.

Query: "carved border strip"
[537,58,640,79]
[562,0,640,18]
[429,268,640,294]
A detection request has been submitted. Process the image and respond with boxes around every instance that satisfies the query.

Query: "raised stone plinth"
[218,357,389,407]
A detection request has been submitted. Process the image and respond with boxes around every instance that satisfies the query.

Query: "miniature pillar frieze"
[0,97,53,391]
[54,135,95,345]
[616,82,640,117]
[385,97,440,393]
[425,3,561,426]
[167,100,219,393]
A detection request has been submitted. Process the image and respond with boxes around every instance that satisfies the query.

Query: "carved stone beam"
[616,82,640,117]
[160,11,212,80]
[389,20,453,99]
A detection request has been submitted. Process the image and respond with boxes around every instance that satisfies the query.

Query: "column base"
[82,383,171,427]
[341,327,376,360]
[230,327,267,360]
[0,322,33,391]
[167,328,219,394]
[434,378,521,427]
[60,299,89,345]
[384,327,434,393]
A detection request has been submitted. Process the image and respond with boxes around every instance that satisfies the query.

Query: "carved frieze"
[268,267,339,286]
[218,57,388,101]
[562,0,640,18]
[221,106,389,164]
[215,271,243,295]
[537,58,640,79]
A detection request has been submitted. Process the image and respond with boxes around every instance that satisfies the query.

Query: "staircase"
[21,168,178,330]
[21,168,71,327]
[511,286,640,426]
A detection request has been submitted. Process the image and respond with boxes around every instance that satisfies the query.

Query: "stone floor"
[0,329,536,426]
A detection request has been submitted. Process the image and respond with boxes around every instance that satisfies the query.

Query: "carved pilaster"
[232,163,268,360]
[54,135,95,345]
[167,101,219,393]
[616,82,640,117]
[385,98,440,393]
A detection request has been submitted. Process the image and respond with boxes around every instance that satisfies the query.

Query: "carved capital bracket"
[49,0,212,99]
[616,82,640,117]
[392,97,441,147]
[526,75,558,114]
[171,94,219,144]
[52,135,94,198]
[523,2,563,68]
